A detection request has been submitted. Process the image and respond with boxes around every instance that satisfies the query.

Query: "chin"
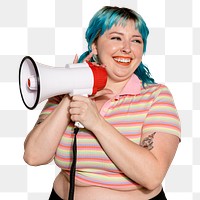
[111,73,132,82]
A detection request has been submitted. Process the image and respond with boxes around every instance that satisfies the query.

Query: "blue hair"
[79,6,155,86]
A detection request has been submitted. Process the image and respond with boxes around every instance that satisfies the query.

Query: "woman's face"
[92,20,143,82]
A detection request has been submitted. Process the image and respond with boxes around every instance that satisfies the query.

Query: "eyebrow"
[109,31,142,38]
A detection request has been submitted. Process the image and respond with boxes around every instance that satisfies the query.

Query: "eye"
[111,37,121,41]
[132,39,142,44]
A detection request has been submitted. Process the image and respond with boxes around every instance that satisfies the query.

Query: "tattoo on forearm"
[141,132,156,150]
[35,118,44,127]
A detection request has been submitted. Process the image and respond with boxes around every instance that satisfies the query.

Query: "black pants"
[149,188,167,200]
[49,188,167,200]
[49,188,63,200]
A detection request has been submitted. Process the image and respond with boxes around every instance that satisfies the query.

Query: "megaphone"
[19,56,107,111]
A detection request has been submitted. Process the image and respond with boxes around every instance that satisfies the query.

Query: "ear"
[91,42,98,55]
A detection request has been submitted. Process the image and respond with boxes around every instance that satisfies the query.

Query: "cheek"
[100,44,117,55]
[97,45,116,63]
[132,46,143,58]
[97,40,119,55]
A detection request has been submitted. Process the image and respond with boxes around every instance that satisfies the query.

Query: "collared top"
[40,74,181,190]
[100,74,141,116]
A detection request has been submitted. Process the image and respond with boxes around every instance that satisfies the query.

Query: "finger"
[69,100,83,108]
[73,54,79,64]
[100,64,106,68]
[70,114,80,123]
[83,51,94,62]
[71,95,89,102]
[90,88,113,99]
[69,107,81,115]
[88,62,106,68]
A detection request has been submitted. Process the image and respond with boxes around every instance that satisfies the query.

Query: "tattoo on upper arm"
[141,132,156,150]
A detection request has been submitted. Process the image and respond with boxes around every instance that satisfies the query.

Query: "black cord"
[68,126,79,200]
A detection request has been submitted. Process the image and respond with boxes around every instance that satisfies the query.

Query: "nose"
[121,40,131,54]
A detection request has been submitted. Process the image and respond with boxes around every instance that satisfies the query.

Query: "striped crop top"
[40,74,181,189]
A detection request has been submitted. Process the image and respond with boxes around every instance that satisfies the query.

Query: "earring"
[92,54,100,64]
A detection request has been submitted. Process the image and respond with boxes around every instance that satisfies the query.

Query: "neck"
[105,78,130,96]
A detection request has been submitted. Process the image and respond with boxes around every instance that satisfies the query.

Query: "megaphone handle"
[71,93,88,129]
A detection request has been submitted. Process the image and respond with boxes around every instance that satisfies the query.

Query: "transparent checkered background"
[0,0,199,199]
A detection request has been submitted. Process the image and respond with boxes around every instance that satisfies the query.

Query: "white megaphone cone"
[19,56,107,127]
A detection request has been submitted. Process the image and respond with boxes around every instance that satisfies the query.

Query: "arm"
[24,53,99,166]
[69,86,181,190]
[23,95,71,166]
[90,120,179,190]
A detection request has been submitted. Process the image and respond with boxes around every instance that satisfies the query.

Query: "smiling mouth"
[113,57,132,64]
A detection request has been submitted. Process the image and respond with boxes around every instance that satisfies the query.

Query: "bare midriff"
[53,171,162,200]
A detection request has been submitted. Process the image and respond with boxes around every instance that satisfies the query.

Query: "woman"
[23,6,181,200]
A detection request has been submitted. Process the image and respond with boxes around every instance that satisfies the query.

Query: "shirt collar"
[115,74,141,100]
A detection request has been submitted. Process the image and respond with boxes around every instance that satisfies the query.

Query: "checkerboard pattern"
[0,0,199,199]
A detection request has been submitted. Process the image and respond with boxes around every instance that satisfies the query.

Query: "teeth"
[114,57,131,63]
